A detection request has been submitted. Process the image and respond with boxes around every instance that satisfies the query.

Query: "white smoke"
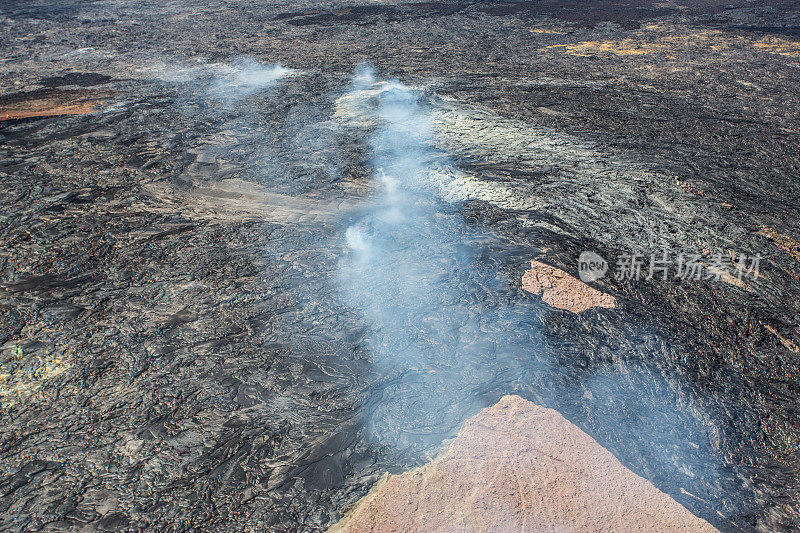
[334,71,724,527]
[209,58,295,102]
[157,56,296,105]
[336,71,520,452]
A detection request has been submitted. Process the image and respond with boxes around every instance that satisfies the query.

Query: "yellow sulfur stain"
[758,226,800,263]
[540,26,800,60]
[761,322,800,353]
[541,39,663,57]
[0,350,70,406]
[529,28,565,35]
[752,39,800,57]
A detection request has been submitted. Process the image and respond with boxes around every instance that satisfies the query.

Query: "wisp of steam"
[209,57,294,102]
[337,69,540,450]
[161,57,294,106]
[162,57,303,189]
[335,68,725,518]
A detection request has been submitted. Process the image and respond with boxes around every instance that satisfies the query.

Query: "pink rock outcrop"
[522,260,616,313]
[332,395,716,533]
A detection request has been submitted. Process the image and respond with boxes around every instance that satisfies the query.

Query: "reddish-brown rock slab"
[522,260,616,313]
[0,89,108,122]
[332,395,716,533]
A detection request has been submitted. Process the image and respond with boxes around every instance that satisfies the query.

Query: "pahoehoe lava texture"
[1,1,800,532]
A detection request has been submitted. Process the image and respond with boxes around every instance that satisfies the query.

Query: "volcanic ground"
[1,1,800,531]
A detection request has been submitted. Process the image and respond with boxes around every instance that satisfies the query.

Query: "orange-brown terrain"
[0,89,107,122]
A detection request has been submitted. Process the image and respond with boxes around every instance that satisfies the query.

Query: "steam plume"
[335,69,723,515]
[337,72,526,450]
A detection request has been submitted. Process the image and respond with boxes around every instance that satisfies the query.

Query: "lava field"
[1,1,800,531]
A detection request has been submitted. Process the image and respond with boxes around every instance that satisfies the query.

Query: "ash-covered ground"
[1,1,800,531]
